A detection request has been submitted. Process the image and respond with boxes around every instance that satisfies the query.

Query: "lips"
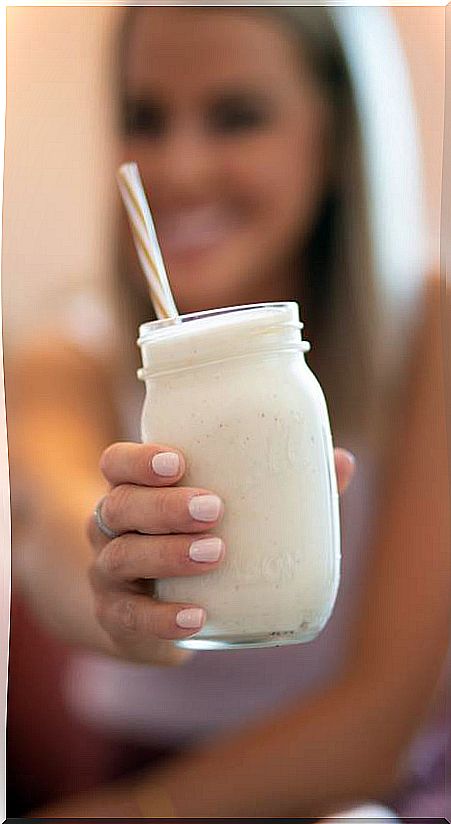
[155,205,238,257]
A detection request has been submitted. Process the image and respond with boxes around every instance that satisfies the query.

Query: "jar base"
[175,627,319,651]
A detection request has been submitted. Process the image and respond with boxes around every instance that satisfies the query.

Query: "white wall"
[3,7,118,340]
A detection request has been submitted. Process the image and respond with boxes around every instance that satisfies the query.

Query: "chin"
[167,262,238,315]
[174,286,228,315]
[165,241,268,314]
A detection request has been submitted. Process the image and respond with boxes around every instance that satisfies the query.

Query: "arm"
[32,277,450,820]
[137,277,450,817]
[6,337,122,654]
[7,338,221,665]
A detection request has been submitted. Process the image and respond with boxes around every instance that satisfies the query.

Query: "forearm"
[7,339,123,652]
[13,473,115,655]
[126,553,448,822]
[144,291,451,819]
[16,547,114,657]
[32,653,443,820]
[147,671,408,818]
[30,669,408,820]
[14,474,186,665]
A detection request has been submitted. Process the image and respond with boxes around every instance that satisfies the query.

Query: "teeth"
[157,207,234,254]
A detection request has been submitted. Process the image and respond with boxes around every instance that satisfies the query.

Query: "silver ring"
[94,497,120,540]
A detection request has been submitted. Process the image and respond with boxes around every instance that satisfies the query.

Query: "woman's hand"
[87,442,355,666]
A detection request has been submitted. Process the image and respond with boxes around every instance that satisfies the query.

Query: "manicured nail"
[176,607,205,629]
[188,494,222,522]
[151,451,180,477]
[189,537,223,563]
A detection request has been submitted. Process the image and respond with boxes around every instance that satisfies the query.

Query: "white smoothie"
[138,303,340,649]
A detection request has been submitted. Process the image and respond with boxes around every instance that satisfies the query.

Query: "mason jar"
[137,302,340,650]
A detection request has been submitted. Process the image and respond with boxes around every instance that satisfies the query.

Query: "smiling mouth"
[155,206,239,257]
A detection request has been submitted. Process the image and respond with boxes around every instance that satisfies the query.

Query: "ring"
[94,497,120,540]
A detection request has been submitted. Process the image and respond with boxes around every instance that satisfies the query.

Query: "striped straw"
[117,162,178,320]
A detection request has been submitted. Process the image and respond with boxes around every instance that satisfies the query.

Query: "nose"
[140,125,218,203]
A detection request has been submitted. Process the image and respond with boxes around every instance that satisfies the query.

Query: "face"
[119,8,332,314]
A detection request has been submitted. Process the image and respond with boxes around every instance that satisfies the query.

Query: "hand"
[88,442,355,666]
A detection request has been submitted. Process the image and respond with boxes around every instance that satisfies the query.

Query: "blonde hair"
[113,7,389,449]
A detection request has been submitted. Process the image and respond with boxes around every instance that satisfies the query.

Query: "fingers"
[94,589,207,642]
[101,443,356,495]
[100,442,355,502]
[89,447,353,553]
[334,448,356,494]
[97,484,224,538]
[100,442,185,487]
[94,533,225,583]
[92,444,352,550]
[87,441,356,658]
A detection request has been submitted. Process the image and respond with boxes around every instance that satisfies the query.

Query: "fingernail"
[151,451,180,477]
[176,607,205,629]
[343,450,356,466]
[189,537,223,563]
[188,494,222,522]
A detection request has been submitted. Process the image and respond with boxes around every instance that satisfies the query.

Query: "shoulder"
[5,331,110,402]
[4,330,122,450]
[374,270,446,481]
[394,270,446,460]
[5,329,124,473]
[4,289,120,391]
[412,271,446,390]
[421,270,448,332]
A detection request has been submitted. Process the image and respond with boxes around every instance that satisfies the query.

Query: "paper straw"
[117,162,178,320]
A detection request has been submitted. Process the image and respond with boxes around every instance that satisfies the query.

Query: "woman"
[7,6,449,818]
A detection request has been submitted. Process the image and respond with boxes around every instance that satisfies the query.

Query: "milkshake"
[138,302,340,650]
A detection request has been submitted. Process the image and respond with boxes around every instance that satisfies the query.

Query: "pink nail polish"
[151,451,180,477]
[176,608,205,629]
[189,537,223,563]
[188,494,221,522]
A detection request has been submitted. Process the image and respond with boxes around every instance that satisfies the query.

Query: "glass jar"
[137,302,340,650]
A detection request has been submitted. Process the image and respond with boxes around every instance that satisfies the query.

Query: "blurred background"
[2,5,447,817]
[2,6,445,344]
